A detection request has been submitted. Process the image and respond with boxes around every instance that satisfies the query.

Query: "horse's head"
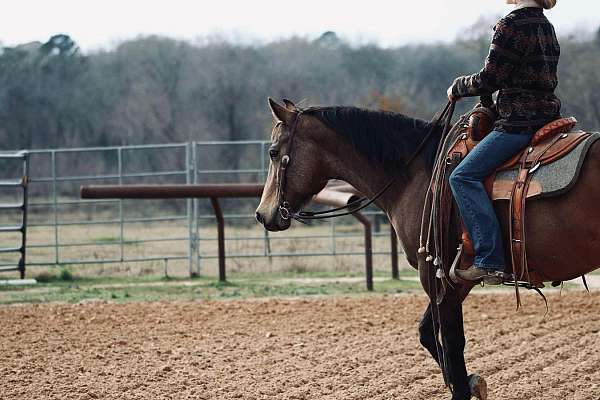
[255,98,329,231]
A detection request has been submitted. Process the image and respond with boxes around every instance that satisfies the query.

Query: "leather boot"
[455,265,503,285]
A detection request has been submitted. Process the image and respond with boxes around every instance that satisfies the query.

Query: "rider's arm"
[450,17,524,98]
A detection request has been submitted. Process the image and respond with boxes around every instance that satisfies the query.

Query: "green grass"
[230,268,417,280]
[3,268,582,305]
[0,269,423,305]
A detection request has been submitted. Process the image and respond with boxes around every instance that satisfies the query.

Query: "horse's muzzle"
[255,209,291,232]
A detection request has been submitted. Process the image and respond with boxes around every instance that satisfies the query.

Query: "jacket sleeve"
[451,18,524,97]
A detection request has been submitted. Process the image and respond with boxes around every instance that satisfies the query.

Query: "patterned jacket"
[451,7,561,134]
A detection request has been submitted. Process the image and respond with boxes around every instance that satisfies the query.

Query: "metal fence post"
[186,142,197,277]
[20,153,29,279]
[117,148,124,262]
[351,212,373,291]
[210,197,226,282]
[192,141,200,276]
[331,219,336,256]
[51,151,59,265]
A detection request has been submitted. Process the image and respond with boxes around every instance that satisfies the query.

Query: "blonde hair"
[536,0,557,9]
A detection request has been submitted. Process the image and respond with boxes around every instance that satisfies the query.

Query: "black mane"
[303,106,440,171]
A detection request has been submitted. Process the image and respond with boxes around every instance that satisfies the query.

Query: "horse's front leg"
[437,292,472,400]
[419,299,472,399]
[438,289,488,400]
[420,268,484,398]
[418,304,441,365]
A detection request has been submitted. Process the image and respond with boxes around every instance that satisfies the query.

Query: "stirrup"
[449,244,464,284]
[449,246,512,285]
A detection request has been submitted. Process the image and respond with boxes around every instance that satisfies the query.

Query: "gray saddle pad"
[493,132,600,200]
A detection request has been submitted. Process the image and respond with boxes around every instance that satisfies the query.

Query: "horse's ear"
[282,98,297,111]
[268,97,294,124]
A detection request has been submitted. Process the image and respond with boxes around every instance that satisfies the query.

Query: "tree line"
[1,28,599,162]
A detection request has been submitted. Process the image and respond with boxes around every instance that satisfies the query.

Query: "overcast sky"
[2,0,599,51]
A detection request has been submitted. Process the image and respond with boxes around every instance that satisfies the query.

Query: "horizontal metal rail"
[0,179,24,187]
[27,143,188,154]
[27,236,189,248]
[29,198,120,206]
[195,169,265,175]
[195,140,267,146]
[28,215,188,227]
[0,151,28,159]
[204,250,395,259]
[0,203,24,210]
[21,250,398,267]
[0,226,24,233]
[81,184,264,199]
[0,265,21,272]
[0,246,23,254]
[29,170,187,183]
[25,256,189,267]
[0,263,22,268]
[23,230,392,249]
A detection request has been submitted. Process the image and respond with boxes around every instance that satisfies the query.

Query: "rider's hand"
[447,85,460,102]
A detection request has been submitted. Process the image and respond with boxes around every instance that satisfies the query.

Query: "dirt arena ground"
[1,291,599,400]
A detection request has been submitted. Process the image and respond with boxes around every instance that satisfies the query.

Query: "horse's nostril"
[255,212,264,224]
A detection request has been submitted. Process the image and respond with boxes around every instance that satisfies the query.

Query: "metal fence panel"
[0,141,397,277]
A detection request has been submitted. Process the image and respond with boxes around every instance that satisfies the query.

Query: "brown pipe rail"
[81,183,400,290]
[81,184,264,199]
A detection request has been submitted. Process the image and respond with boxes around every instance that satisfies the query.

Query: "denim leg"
[449,130,533,270]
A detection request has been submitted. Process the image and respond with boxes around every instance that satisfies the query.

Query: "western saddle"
[446,105,588,288]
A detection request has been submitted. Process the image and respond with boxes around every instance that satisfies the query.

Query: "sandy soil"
[1,292,599,400]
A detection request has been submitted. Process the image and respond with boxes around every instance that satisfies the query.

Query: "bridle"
[275,101,456,222]
[274,110,303,222]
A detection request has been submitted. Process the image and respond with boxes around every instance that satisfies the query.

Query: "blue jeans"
[449,130,533,270]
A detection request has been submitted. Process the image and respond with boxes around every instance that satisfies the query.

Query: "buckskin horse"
[255,98,600,400]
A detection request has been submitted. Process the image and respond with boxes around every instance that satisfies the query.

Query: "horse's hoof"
[468,374,488,400]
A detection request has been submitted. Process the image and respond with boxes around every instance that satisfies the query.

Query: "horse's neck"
[330,146,431,268]
[390,165,432,267]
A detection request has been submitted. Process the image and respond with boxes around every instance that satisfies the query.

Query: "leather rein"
[276,101,456,222]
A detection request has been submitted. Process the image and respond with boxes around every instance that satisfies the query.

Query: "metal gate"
[0,151,29,278]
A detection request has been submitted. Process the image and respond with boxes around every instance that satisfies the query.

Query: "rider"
[447,0,561,283]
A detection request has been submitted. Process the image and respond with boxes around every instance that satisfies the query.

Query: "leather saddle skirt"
[492,132,600,200]
[447,117,598,202]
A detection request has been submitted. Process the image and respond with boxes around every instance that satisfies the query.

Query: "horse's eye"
[269,148,279,161]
